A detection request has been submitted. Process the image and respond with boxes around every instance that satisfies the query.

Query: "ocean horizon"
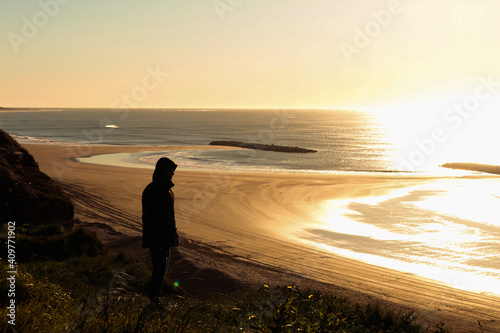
[2,107,493,175]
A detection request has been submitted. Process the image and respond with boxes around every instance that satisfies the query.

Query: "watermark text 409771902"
[6,221,17,326]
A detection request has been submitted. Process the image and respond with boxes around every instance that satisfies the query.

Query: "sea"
[0,108,403,173]
[1,108,500,295]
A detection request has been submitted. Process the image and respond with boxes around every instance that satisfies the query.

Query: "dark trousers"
[147,247,170,299]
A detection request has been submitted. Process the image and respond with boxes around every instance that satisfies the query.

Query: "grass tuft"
[9,226,103,262]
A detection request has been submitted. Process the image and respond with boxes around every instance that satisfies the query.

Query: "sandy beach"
[24,143,500,333]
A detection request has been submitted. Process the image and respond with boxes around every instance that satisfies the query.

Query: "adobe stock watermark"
[213,0,243,21]
[110,65,169,112]
[237,254,324,330]
[397,75,500,171]
[340,0,404,63]
[67,270,134,331]
[7,0,72,54]
[50,64,168,180]
[177,109,295,225]
[241,108,295,162]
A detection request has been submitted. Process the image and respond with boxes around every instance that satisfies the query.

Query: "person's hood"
[152,157,177,184]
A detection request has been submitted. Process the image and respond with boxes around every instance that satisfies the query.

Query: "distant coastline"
[0,107,62,112]
[209,140,318,153]
[441,162,500,175]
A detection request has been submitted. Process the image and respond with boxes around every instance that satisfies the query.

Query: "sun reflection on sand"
[312,242,500,294]
[299,178,500,295]
[410,180,500,227]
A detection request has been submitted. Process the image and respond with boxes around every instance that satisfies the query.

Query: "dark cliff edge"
[0,129,103,261]
[0,129,74,225]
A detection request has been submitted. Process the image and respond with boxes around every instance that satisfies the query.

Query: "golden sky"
[1,0,500,109]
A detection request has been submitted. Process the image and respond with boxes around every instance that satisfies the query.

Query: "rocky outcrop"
[209,140,317,153]
[440,162,500,175]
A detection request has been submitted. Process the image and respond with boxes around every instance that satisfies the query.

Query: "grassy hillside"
[0,255,450,332]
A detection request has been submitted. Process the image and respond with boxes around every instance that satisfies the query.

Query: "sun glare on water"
[366,85,500,171]
[300,178,500,295]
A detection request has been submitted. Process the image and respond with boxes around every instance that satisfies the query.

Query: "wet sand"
[25,143,500,332]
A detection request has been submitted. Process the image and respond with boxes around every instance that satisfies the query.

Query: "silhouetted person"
[142,157,179,300]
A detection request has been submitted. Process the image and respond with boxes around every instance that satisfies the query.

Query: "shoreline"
[65,141,468,177]
[23,143,500,332]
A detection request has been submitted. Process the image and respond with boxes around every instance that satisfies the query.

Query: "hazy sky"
[2,0,500,109]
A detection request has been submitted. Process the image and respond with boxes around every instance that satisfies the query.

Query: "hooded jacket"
[141,158,177,248]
